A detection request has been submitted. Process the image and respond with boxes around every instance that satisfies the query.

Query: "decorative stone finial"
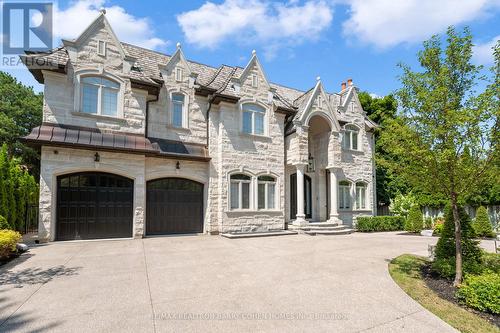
[100,7,106,15]
[176,42,181,49]
[252,49,256,56]
[316,76,321,82]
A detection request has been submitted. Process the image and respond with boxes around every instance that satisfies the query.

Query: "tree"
[405,205,423,233]
[379,27,499,286]
[473,206,495,238]
[0,71,43,176]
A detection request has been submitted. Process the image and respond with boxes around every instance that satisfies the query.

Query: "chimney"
[341,82,346,90]
[347,78,353,86]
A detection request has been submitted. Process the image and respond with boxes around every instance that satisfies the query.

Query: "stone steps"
[220,230,298,239]
[304,228,354,236]
[288,222,354,236]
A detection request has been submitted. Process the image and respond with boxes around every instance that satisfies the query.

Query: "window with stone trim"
[339,180,351,210]
[171,93,186,128]
[230,174,251,210]
[343,125,359,150]
[242,103,265,135]
[355,182,367,210]
[257,175,276,210]
[81,76,119,116]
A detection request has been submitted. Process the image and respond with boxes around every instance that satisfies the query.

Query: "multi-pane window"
[81,76,119,116]
[343,125,359,150]
[242,104,265,135]
[230,174,251,210]
[339,180,351,210]
[258,175,276,210]
[171,93,185,127]
[355,182,367,210]
[97,40,106,56]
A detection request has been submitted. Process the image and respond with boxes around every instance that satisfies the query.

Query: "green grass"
[389,254,499,333]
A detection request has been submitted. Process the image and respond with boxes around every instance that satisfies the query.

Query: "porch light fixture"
[176,161,180,169]
[94,152,100,162]
[307,153,315,172]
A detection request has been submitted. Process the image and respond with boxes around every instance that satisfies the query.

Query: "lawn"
[389,254,500,333]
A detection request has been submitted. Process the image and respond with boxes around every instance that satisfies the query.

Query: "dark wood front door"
[146,178,204,235]
[290,173,312,220]
[56,172,133,241]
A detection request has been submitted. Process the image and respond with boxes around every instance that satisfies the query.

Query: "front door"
[290,173,312,220]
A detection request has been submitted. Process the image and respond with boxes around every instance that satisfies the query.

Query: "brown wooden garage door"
[56,172,133,241]
[146,178,203,235]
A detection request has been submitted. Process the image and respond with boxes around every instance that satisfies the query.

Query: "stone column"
[293,163,308,226]
[327,166,341,224]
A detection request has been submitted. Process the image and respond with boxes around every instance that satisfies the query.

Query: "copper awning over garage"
[23,124,210,162]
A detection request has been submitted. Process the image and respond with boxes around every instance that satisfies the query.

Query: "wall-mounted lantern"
[94,152,100,162]
[176,161,180,170]
[307,153,315,172]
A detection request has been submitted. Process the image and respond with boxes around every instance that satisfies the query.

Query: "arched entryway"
[146,178,204,235]
[56,172,134,241]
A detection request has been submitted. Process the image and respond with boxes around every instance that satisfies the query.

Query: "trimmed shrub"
[356,216,405,232]
[482,252,500,273]
[0,229,21,259]
[472,206,495,238]
[456,272,500,314]
[432,206,483,278]
[424,216,433,229]
[0,215,9,230]
[405,205,423,233]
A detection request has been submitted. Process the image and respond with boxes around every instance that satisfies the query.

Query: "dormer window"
[342,125,359,151]
[242,103,265,135]
[97,40,106,56]
[171,93,186,128]
[251,74,258,88]
[81,76,119,116]
[175,67,183,82]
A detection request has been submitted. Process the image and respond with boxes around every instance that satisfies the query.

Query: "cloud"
[342,0,500,48]
[53,0,167,49]
[177,0,333,58]
[473,35,499,65]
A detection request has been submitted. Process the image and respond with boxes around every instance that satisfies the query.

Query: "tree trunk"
[451,192,462,287]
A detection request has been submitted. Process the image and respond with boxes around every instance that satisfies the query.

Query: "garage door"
[146,178,203,235]
[56,172,133,241]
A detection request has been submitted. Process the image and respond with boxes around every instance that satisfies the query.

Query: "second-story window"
[343,125,359,150]
[171,93,185,128]
[81,76,119,116]
[242,104,265,135]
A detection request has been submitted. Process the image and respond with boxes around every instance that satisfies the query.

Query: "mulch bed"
[421,264,500,328]
[0,252,21,267]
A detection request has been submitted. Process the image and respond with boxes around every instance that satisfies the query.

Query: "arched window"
[81,76,119,116]
[339,180,351,210]
[242,104,265,135]
[171,93,186,128]
[343,125,359,150]
[355,182,367,210]
[230,174,251,210]
[258,175,276,210]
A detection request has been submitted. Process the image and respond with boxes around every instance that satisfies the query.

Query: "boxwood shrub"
[356,216,405,232]
[0,229,21,259]
[456,272,500,314]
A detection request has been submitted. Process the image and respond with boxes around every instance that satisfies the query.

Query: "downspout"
[206,94,215,148]
[145,94,159,139]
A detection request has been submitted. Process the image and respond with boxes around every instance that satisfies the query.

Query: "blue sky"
[4,0,500,96]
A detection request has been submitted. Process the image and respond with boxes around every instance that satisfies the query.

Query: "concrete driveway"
[0,232,465,332]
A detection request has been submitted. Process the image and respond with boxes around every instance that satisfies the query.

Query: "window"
[251,74,258,88]
[171,93,185,127]
[81,76,119,116]
[175,67,183,82]
[97,40,106,56]
[230,174,251,210]
[242,104,265,135]
[343,125,359,150]
[339,180,351,210]
[258,175,276,210]
[355,182,367,210]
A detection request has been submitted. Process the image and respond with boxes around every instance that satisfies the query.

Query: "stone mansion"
[23,12,377,241]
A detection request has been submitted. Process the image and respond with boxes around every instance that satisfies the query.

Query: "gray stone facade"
[26,13,376,241]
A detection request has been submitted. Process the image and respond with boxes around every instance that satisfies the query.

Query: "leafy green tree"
[433,206,482,278]
[390,192,417,218]
[0,71,42,175]
[473,206,495,238]
[405,205,423,233]
[0,145,8,219]
[380,27,499,285]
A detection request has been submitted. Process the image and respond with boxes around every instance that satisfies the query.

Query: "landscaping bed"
[389,254,500,333]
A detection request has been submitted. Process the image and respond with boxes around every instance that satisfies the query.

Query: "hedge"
[356,216,405,232]
[0,229,21,259]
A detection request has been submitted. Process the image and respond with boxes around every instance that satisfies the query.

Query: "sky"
[3,0,500,96]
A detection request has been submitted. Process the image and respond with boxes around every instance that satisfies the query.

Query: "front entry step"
[288,222,354,236]
[303,228,354,236]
